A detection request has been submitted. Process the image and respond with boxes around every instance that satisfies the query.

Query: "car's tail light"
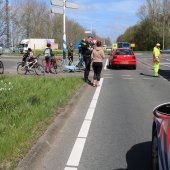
[132,55,136,59]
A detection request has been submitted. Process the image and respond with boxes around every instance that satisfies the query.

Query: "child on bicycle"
[44,43,54,73]
[22,48,34,66]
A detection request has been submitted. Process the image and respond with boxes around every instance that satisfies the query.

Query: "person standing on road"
[92,40,105,87]
[67,42,74,65]
[153,43,161,77]
[81,35,94,83]
[44,43,54,73]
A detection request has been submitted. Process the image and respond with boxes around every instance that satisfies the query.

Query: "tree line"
[0,0,111,49]
[117,0,170,51]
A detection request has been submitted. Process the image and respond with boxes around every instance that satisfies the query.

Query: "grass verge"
[0,75,84,170]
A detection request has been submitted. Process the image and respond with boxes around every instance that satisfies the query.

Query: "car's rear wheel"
[151,129,159,170]
[107,61,111,69]
[133,65,136,70]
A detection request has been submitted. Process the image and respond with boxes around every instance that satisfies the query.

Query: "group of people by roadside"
[22,37,161,81]
[22,43,54,73]
[21,36,105,86]
[66,34,105,87]
[78,35,105,87]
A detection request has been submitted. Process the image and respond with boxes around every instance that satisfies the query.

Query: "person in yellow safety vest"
[153,43,161,77]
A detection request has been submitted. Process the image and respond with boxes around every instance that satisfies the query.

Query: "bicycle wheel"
[35,64,45,75]
[0,61,4,74]
[51,62,58,74]
[17,63,27,75]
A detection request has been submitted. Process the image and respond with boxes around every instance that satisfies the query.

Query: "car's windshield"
[115,49,133,55]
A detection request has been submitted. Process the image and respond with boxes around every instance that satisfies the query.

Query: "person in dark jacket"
[67,42,74,65]
[81,36,94,83]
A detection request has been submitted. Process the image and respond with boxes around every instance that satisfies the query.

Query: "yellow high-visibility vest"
[153,47,160,57]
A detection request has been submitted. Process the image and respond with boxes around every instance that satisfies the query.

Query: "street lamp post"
[162,15,165,49]
[51,0,79,59]
[63,0,66,59]
[159,12,166,49]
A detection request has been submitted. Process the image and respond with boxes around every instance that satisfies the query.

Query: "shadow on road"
[140,73,155,77]
[114,141,151,170]
[159,69,170,81]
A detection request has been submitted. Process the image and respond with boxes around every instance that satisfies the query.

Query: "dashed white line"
[66,138,86,167]
[78,120,91,138]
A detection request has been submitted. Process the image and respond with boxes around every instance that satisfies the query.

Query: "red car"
[108,48,137,69]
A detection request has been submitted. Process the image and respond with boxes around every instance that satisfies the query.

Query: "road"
[2,52,170,170]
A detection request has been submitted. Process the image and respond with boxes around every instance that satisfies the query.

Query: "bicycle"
[56,55,85,73]
[73,54,85,71]
[17,54,45,75]
[0,56,4,74]
[42,57,58,74]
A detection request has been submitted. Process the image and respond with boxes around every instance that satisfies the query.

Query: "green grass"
[0,75,84,169]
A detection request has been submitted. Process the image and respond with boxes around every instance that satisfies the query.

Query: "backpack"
[44,48,51,57]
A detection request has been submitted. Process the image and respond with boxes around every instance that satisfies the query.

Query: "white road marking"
[122,78,134,80]
[160,63,170,65]
[162,64,170,68]
[66,138,86,166]
[78,120,91,138]
[65,167,77,170]
[121,75,132,77]
[104,59,108,70]
[65,78,104,169]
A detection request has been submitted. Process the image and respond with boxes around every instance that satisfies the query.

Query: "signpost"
[51,0,79,59]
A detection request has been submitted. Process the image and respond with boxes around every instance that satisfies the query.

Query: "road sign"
[51,0,63,7]
[66,2,79,9]
[51,6,64,14]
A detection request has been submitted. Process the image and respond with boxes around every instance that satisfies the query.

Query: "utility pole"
[5,0,10,48]
[51,0,79,59]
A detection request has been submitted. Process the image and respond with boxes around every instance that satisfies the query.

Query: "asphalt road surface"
[2,52,170,170]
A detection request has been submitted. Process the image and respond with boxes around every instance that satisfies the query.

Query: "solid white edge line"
[66,138,86,167]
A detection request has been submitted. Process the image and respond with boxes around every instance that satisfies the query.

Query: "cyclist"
[44,43,54,73]
[22,48,34,66]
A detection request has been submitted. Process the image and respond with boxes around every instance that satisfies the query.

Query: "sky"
[10,0,146,42]
[64,0,146,42]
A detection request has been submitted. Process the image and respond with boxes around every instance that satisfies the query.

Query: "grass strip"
[0,75,84,170]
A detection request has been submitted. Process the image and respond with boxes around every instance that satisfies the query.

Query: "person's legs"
[92,62,97,86]
[154,62,159,76]
[84,57,91,82]
[45,57,50,72]
[96,63,103,85]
